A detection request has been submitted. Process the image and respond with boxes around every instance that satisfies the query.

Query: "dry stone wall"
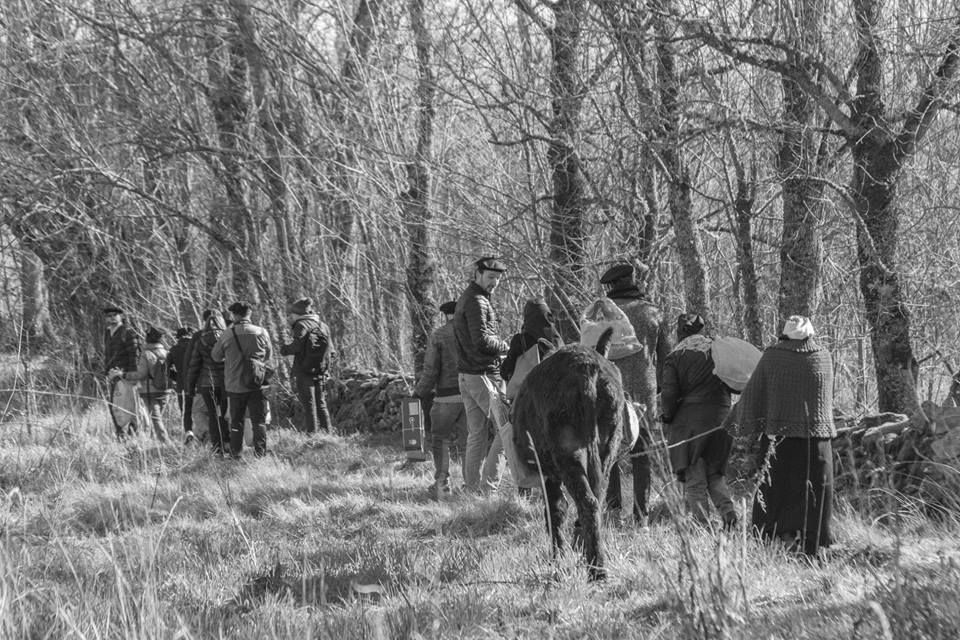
[327,368,416,433]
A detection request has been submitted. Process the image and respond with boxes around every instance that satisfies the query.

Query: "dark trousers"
[177,389,195,433]
[607,426,651,520]
[200,386,230,453]
[227,389,267,457]
[295,375,331,433]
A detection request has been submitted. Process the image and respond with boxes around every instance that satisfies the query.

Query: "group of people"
[102,297,333,460]
[414,256,836,556]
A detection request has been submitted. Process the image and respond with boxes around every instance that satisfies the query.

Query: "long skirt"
[752,436,834,555]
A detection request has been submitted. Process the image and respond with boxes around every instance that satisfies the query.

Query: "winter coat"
[453,281,508,375]
[607,289,671,408]
[186,314,227,392]
[211,319,273,394]
[733,337,836,441]
[104,324,141,374]
[125,343,168,400]
[660,333,733,476]
[414,321,461,398]
[279,314,330,378]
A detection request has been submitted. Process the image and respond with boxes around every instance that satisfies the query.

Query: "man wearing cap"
[414,301,467,499]
[123,326,172,442]
[454,257,510,493]
[212,301,274,458]
[103,306,143,439]
[600,263,672,525]
[280,297,333,434]
[660,313,737,527]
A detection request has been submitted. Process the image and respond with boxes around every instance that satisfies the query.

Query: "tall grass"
[2,381,960,638]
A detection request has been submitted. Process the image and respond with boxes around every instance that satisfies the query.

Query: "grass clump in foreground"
[1,404,960,639]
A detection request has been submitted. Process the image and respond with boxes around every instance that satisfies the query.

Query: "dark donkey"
[512,328,627,580]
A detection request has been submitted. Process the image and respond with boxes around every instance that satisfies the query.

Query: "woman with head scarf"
[732,316,836,555]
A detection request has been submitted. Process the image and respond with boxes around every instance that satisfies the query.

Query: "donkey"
[512,328,627,580]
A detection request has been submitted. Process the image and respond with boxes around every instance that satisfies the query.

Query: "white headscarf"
[783,315,816,340]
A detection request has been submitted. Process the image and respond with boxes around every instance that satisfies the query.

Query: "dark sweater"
[661,334,731,422]
[734,338,835,440]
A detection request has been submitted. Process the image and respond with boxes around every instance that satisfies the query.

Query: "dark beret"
[599,263,634,284]
[102,305,124,315]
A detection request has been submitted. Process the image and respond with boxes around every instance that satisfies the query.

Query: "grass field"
[2,399,960,639]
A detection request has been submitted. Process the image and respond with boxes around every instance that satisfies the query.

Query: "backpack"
[147,349,172,393]
[579,298,642,360]
[297,320,330,377]
[710,336,762,392]
[231,327,275,389]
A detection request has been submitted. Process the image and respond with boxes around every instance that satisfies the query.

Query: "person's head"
[599,263,636,293]
[286,297,313,323]
[522,297,558,341]
[676,313,705,341]
[202,308,226,331]
[228,300,253,323]
[473,257,506,293]
[103,306,124,328]
[145,326,165,345]
[439,300,457,321]
[781,315,815,341]
[175,326,195,341]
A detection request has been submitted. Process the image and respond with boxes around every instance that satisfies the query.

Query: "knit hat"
[287,297,313,315]
[677,313,705,341]
[783,315,816,340]
[439,301,457,315]
[475,256,507,273]
[145,327,165,344]
[228,300,252,316]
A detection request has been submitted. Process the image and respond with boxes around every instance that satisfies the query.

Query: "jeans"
[295,375,331,433]
[200,387,230,454]
[142,394,170,443]
[430,400,466,486]
[227,389,267,457]
[459,372,504,492]
[684,458,736,524]
[178,390,195,433]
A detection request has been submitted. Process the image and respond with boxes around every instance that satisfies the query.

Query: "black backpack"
[297,320,330,377]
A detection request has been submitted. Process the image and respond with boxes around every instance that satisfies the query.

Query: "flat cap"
[102,305,124,315]
[475,256,507,273]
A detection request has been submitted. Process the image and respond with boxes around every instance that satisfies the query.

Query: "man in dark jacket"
[212,301,273,459]
[280,297,332,434]
[600,264,672,526]
[660,313,736,526]
[167,326,196,441]
[103,306,141,376]
[414,301,467,499]
[454,257,510,494]
[186,309,229,454]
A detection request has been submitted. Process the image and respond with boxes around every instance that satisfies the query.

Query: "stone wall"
[327,368,415,433]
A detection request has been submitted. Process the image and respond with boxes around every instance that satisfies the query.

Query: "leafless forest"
[2,0,960,418]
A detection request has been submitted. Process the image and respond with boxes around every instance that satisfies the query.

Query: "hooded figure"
[501,297,564,382]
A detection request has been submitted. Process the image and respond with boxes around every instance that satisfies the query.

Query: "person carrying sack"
[123,326,172,442]
[212,301,274,459]
[281,297,333,434]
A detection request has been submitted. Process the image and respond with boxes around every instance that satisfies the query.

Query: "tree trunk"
[651,0,712,321]
[404,0,437,376]
[777,0,825,324]
[20,248,53,348]
[547,0,588,342]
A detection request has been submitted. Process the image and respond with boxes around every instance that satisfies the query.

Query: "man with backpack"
[212,301,274,459]
[281,297,333,434]
[123,326,172,442]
